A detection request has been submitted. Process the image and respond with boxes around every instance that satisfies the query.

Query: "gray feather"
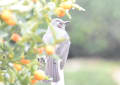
[56,40,70,69]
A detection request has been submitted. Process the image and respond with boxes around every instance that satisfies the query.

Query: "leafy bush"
[0,0,84,85]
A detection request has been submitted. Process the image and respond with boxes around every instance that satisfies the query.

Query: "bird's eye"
[57,22,64,28]
[56,21,60,24]
[59,22,63,25]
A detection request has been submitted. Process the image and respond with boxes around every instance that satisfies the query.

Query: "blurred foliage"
[69,0,120,56]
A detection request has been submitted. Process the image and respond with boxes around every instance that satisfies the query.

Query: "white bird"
[43,18,71,85]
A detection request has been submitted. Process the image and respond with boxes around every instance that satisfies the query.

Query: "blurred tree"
[69,0,120,57]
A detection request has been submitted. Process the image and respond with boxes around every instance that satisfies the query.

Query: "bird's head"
[51,18,70,30]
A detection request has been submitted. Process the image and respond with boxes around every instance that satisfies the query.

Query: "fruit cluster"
[55,1,73,17]
[0,0,84,85]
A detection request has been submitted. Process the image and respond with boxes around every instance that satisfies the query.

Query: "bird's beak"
[65,21,70,25]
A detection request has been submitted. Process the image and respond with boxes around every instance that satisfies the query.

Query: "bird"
[42,18,71,85]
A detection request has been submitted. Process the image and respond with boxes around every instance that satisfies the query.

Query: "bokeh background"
[64,0,120,85]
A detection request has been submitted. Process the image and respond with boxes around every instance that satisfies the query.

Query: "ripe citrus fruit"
[6,19,16,26]
[20,59,31,64]
[55,7,66,17]
[14,64,22,71]
[31,79,37,85]
[32,0,38,3]
[34,70,46,80]
[11,33,21,42]
[0,10,16,26]
[34,47,44,54]
[1,10,11,20]
[45,45,55,55]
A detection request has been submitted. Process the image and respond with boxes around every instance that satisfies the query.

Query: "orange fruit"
[1,10,11,20]
[36,47,44,54]
[60,1,73,10]
[34,47,44,54]
[6,19,16,26]
[32,0,38,3]
[38,47,44,54]
[31,79,37,85]
[55,7,66,17]
[11,33,21,42]
[14,64,22,71]
[34,70,46,80]
[20,59,31,64]
[1,10,16,26]
[45,45,55,55]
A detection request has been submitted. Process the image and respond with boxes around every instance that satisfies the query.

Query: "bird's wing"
[56,40,71,69]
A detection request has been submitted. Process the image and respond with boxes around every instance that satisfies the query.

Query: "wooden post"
[51,60,65,85]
